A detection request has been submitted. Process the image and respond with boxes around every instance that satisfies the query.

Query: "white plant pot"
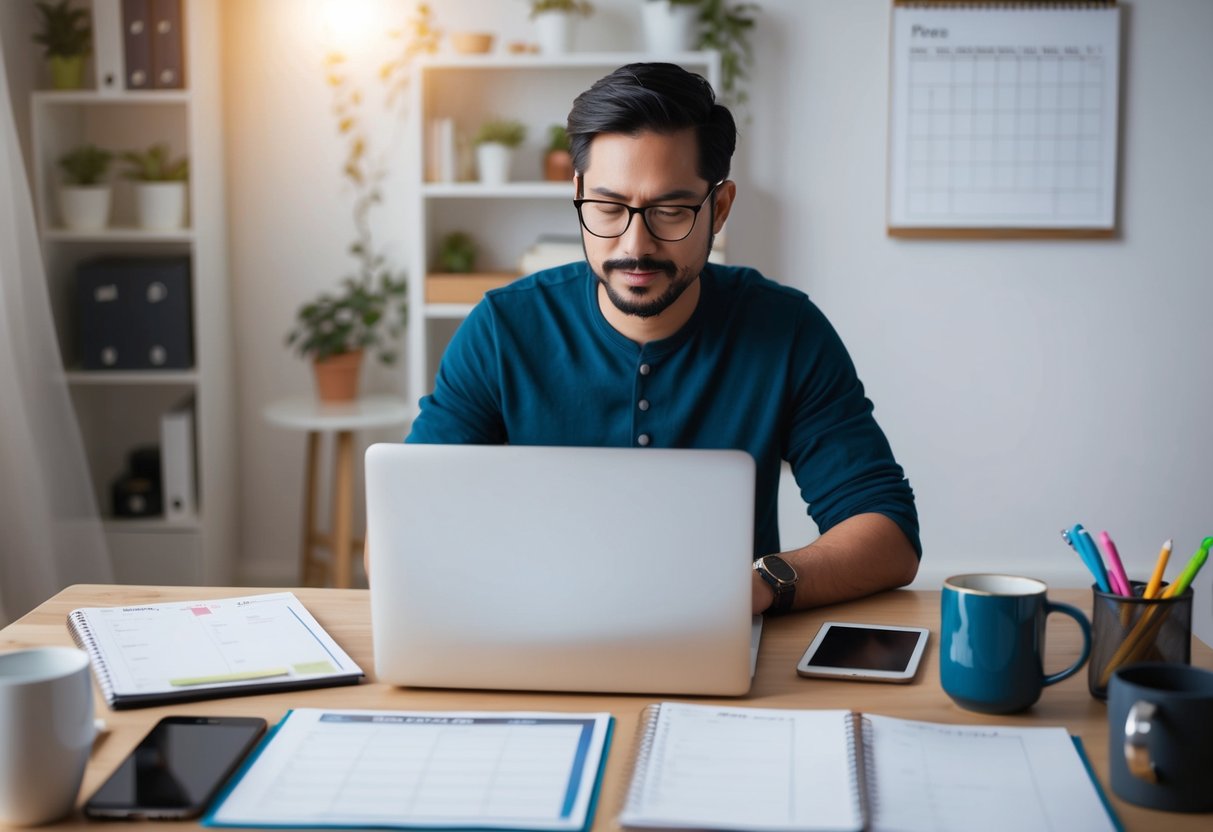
[642,1,698,54]
[476,143,513,186]
[133,181,187,230]
[57,185,112,231]
[534,10,573,55]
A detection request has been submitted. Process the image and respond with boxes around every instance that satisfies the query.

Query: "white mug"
[0,647,94,826]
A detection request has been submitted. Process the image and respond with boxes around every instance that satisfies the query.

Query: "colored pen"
[1061,527,1106,591]
[1099,531,1132,596]
[1072,525,1112,593]
[1163,537,1212,599]
[1143,538,1172,599]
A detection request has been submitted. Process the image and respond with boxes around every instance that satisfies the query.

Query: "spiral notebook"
[619,703,1120,832]
[67,592,363,709]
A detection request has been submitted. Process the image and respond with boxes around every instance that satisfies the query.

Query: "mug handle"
[1041,600,1092,686]
[1124,700,1160,783]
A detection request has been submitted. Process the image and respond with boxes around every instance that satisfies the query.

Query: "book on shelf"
[206,708,614,830]
[619,702,1120,832]
[518,235,584,276]
[67,592,364,709]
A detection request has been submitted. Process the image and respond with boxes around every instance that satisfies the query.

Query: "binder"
[160,395,196,522]
[121,0,152,90]
[150,0,185,89]
[92,0,126,94]
[619,702,1122,832]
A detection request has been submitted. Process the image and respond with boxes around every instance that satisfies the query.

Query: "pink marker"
[1100,531,1133,596]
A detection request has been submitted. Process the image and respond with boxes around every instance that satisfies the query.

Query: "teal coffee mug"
[940,574,1091,714]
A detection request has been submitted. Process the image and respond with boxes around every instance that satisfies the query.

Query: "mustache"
[602,257,678,278]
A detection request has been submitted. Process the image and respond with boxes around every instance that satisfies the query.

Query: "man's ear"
[712,180,737,233]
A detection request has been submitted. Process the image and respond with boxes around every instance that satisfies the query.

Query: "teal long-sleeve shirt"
[407,262,920,559]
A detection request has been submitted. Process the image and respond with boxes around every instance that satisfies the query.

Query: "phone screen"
[84,716,266,819]
[803,625,923,672]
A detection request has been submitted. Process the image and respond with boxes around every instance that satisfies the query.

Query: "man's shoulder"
[708,264,813,314]
[486,261,588,305]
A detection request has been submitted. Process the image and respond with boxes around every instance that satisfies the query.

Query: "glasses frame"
[573,181,723,243]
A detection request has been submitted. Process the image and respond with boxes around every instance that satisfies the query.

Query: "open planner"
[619,703,1120,832]
[205,708,614,831]
[67,592,363,708]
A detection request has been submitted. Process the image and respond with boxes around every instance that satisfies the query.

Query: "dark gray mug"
[1107,662,1213,812]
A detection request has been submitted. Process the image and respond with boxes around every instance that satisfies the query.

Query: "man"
[407,62,920,614]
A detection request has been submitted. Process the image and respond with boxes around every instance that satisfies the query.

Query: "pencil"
[1144,538,1172,599]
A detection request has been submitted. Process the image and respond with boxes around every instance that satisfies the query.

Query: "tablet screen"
[803,625,923,672]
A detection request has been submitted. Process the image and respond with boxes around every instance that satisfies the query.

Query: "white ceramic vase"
[58,185,112,231]
[534,10,573,54]
[476,142,513,187]
[642,1,698,54]
[133,181,187,230]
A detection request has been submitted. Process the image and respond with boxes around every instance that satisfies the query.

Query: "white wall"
[222,1,1212,642]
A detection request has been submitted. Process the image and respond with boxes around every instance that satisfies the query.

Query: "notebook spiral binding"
[896,2,1115,8]
[850,713,876,829]
[67,610,114,706]
[620,703,665,817]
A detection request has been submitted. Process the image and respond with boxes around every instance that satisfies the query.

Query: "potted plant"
[121,143,189,230]
[57,144,113,231]
[641,0,759,108]
[527,0,593,55]
[543,124,574,182]
[473,119,526,186]
[32,0,91,90]
[285,261,408,402]
[641,0,700,53]
[438,232,478,273]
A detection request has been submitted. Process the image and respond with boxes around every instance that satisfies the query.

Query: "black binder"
[151,0,185,89]
[121,0,152,90]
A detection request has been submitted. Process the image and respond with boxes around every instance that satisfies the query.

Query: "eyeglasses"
[574,182,722,242]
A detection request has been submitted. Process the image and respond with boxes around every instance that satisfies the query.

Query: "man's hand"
[752,569,775,615]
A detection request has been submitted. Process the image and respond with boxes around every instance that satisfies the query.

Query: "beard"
[587,229,715,319]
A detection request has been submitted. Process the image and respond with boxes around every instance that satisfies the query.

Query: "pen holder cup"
[1089,581,1192,700]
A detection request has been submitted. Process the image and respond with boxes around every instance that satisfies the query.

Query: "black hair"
[566,62,736,185]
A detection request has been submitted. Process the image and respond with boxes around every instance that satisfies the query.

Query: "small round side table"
[263,395,411,588]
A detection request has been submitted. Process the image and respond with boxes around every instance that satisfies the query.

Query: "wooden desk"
[2,585,1210,830]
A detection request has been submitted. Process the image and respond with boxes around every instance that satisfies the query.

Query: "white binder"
[92,0,126,95]
[160,396,196,522]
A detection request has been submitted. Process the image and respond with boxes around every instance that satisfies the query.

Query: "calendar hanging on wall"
[887,1,1121,237]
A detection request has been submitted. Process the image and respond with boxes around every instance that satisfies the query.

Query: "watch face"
[761,556,797,584]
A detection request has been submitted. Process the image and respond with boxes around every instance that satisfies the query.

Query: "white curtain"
[0,44,111,626]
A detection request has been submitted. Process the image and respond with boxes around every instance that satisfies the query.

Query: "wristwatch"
[753,555,798,615]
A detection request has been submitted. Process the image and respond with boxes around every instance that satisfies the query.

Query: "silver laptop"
[366,443,759,696]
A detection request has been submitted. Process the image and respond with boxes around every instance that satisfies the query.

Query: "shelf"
[419,52,715,70]
[103,517,200,534]
[65,369,199,386]
[426,303,479,319]
[32,89,190,105]
[42,227,194,243]
[422,182,571,199]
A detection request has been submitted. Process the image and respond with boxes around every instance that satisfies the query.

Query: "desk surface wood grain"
[2,584,1210,830]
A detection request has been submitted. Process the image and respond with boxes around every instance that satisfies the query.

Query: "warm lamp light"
[319,0,384,52]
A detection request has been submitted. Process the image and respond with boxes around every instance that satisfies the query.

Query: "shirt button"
[638,399,650,411]
[637,434,651,446]
[639,363,651,376]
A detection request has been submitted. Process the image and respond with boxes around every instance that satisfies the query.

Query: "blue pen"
[1061,527,1106,590]
[1073,524,1113,593]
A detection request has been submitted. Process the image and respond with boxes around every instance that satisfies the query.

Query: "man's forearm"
[752,512,920,613]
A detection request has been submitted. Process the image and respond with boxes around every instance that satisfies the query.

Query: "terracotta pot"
[312,350,364,402]
[544,149,574,182]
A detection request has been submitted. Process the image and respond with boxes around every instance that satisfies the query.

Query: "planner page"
[208,709,613,830]
[864,715,1116,832]
[619,703,861,832]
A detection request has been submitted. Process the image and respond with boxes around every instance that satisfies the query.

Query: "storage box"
[76,256,193,370]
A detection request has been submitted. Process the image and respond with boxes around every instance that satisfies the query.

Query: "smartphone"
[796,621,930,683]
[83,716,266,820]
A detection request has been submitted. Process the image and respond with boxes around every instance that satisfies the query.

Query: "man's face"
[578,129,731,319]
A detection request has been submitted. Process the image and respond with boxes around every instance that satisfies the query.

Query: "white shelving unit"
[25,0,235,585]
[406,52,720,412]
